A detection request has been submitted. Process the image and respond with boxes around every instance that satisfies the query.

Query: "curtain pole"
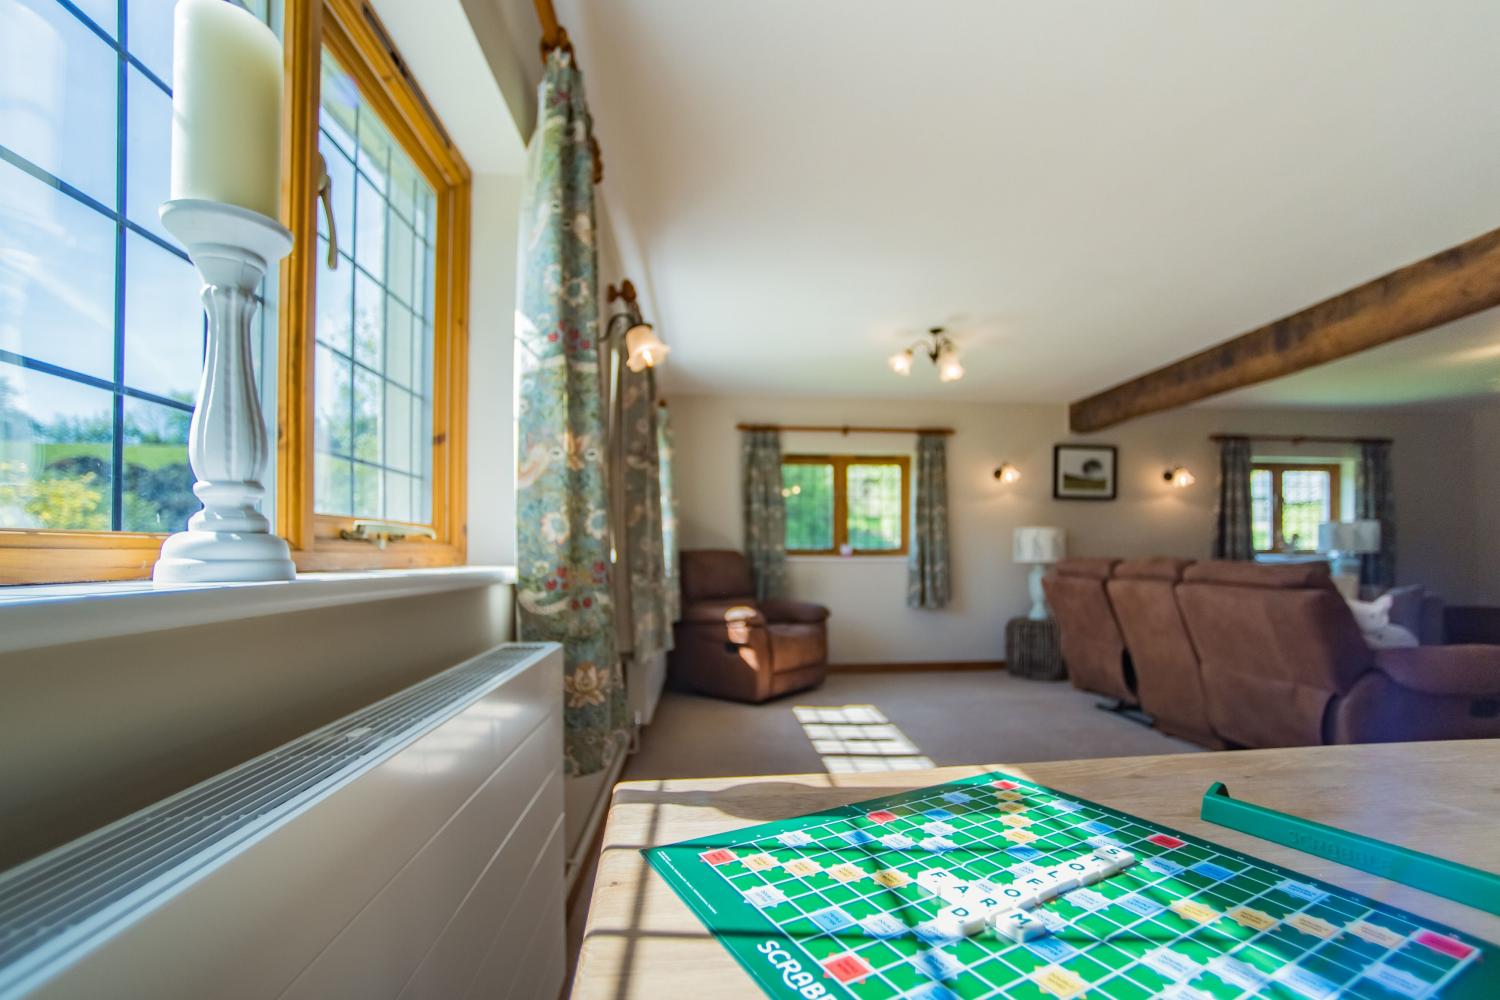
[735,423,955,436]
[1208,433,1392,446]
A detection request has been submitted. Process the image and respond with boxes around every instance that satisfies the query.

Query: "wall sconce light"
[994,463,1021,484]
[606,279,669,371]
[1163,466,1196,488]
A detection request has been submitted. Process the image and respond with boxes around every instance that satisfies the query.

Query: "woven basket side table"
[1005,617,1066,681]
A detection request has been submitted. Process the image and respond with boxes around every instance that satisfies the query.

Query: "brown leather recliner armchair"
[1107,558,1223,747]
[1041,557,1135,704]
[1175,560,1500,747]
[669,550,830,703]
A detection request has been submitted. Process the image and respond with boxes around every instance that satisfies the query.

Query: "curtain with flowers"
[658,402,681,624]
[619,367,671,659]
[741,429,787,600]
[1357,441,1396,588]
[907,432,951,608]
[514,49,624,777]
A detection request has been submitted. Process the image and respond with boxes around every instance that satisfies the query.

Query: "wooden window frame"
[783,455,910,557]
[1252,462,1341,554]
[0,0,470,584]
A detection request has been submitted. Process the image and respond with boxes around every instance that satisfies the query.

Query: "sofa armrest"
[1372,645,1500,696]
[759,598,830,625]
[679,599,767,628]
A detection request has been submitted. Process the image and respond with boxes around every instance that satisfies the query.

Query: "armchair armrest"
[759,598,830,625]
[1372,645,1500,696]
[679,599,767,628]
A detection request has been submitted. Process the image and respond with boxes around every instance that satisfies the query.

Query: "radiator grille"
[0,642,553,995]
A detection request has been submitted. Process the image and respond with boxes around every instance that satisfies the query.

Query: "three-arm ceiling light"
[889,326,964,383]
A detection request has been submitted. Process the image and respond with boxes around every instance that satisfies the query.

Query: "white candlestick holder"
[152,198,296,584]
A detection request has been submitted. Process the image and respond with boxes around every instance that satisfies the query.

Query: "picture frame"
[1053,444,1118,501]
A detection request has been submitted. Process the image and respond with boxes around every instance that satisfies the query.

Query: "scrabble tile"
[990,906,1047,943]
[936,902,988,937]
[1039,866,1080,897]
[916,868,960,896]
[996,882,1043,910]
[1090,845,1136,873]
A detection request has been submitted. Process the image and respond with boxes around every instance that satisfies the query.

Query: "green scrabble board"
[643,771,1498,1000]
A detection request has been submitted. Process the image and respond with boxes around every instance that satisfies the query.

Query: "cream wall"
[466,172,524,565]
[669,393,1482,665]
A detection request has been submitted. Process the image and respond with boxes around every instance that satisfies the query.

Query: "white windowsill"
[0,566,517,655]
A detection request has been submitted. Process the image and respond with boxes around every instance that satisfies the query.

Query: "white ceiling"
[554,0,1500,406]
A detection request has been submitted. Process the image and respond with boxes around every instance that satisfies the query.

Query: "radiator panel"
[0,642,563,1000]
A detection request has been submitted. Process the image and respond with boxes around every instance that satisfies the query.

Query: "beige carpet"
[622,668,1198,783]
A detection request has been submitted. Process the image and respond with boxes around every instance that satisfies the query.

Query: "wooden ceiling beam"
[1067,226,1500,432]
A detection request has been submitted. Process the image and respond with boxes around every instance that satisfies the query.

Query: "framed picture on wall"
[1054,444,1118,500]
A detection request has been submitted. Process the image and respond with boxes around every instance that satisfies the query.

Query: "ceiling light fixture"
[888,326,963,383]
[606,279,669,372]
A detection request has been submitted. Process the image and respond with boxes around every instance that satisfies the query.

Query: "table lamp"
[1014,526,1066,620]
[1318,520,1381,598]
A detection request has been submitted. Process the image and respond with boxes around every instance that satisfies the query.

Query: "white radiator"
[0,642,565,1000]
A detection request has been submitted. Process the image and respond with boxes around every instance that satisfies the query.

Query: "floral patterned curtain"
[514,50,624,777]
[1212,436,1254,560]
[741,429,787,601]
[619,366,671,659]
[907,432,951,608]
[1357,441,1396,588]
[658,402,681,624]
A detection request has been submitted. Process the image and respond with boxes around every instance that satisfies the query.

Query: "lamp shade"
[1013,526,1065,564]
[1318,519,1381,554]
[623,322,669,372]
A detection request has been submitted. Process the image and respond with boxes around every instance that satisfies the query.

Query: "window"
[1251,463,1341,553]
[782,455,909,556]
[0,0,470,582]
[0,0,277,581]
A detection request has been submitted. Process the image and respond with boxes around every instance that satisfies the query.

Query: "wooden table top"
[571,739,1500,999]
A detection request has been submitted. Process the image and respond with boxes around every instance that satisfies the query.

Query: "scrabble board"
[642,771,1499,1000]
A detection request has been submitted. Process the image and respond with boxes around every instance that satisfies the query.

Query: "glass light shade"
[888,350,914,375]
[936,347,964,382]
[1169,466,1195,488]
[624,322,669,372]
[995,463,1021,484]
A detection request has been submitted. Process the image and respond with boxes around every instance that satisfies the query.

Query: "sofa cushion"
[681,550,756,602]
[1113,557,1193,581]
[769,623,827,672]
[1052,557,1119,581]
[1384,585,1426,636]
[1182,560,1334,589]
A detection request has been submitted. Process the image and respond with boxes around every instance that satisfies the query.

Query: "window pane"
[314,49,437,525]
[0,1,278,540]
[1250,468,1273,551]
[126,0,176,84]
[124,66,175,244]
[847,463,903,551]
[0,366,113,531]
[1,0,117,205]
[121,395,193,532]
[783,462,833,551]
[124,231,204,401]
[0,163,115,379]
[1280,470,1331,552]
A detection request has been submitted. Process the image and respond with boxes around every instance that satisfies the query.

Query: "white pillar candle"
[169,0,283,220]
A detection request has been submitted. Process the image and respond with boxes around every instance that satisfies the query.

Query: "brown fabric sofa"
[1106,558,1223,748]
[1041,558,1134,704]
[668,550,829,703]
[1175,560,1500,747]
